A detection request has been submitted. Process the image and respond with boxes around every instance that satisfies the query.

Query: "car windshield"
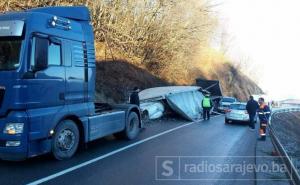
[0,39,22,71]
[222,97,235,103]
[230,104,246,110]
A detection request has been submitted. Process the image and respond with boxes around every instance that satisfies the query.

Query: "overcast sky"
[214,0,300,100]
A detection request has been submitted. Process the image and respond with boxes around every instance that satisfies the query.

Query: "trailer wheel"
[124,112,140,140]
[52,120,79,160]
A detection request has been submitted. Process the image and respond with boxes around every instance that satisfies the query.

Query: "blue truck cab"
[0,6,142,160]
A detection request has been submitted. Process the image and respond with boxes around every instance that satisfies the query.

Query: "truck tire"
[52,120,79,160]
[114,112,140,140]
[225,118,230,124]
[124,112,140,140]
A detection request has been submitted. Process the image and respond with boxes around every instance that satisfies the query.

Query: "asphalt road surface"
[0,115,258,185]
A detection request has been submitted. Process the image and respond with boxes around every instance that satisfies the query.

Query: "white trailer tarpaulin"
[139,86,204,121]
[166,90,204,121]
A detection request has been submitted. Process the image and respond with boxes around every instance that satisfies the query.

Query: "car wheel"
[225,118,230,124]
[52,120,79,160]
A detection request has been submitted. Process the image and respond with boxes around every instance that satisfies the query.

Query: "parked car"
[218,97,237,113]
[225,102,249,123]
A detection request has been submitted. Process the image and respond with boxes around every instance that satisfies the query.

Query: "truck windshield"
[0,39,22,71]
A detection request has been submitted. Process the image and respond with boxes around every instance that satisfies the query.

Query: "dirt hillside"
[95,58,263,103]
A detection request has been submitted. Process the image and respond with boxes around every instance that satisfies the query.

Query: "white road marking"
[27,115,223,185]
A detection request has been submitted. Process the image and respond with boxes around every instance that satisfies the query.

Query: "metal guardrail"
[269,107,300,185]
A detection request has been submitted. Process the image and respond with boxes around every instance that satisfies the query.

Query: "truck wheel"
[124,112,140,140]
[225,118,230,124]
[52,120,79,160]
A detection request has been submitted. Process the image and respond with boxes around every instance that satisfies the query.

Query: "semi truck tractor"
[0,6,142,160]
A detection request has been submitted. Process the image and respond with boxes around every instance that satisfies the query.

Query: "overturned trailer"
[196,78,223,110]
[196,78,223,99]
[139,86,204,121]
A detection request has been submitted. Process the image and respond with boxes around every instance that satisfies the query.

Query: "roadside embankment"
[271,111,300,175]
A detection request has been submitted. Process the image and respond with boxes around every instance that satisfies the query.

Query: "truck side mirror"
[33,37,48,72]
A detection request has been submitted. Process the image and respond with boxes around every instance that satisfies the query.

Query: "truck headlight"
[6,141,21,147]
[3,123,24,135]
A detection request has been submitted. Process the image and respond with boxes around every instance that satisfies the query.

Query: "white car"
[218,97,237,113]
[225,102,250,123]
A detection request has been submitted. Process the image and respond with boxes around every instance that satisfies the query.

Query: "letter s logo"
[162,160,174,177]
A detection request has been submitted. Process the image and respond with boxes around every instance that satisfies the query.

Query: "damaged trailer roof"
[139,86,204,121]
[139,86,201,101]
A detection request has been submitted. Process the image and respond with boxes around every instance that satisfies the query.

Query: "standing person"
[246,96,259,131]
[202,94,213,120]
[130,87,140,107]
[257,97,271,141]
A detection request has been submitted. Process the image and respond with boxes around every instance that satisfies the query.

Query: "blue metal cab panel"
[27,105,68,140]
[29,6,91,21]
[88,111,126,141]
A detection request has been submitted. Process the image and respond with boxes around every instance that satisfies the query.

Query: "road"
[0,115,258,185]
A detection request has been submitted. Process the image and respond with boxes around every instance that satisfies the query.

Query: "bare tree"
[0,0,217,79]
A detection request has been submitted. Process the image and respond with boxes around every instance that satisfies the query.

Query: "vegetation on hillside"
[0,0,263,102]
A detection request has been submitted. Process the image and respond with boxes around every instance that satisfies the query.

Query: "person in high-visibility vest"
[202,94,213,120]
[257,97,271,140]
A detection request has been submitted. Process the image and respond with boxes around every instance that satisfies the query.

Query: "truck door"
[64,40,87,104]
[26,36,65,107]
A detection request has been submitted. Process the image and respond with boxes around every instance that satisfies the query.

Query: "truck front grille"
[0,87,5,108]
